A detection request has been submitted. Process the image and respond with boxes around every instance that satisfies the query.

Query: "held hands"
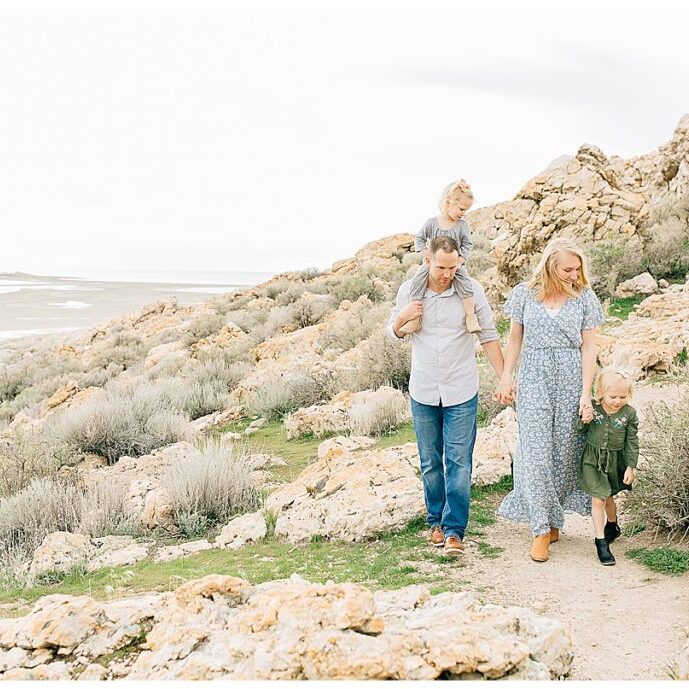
[579,393,593,421]
[580,406,594,423]
[494,377,516,405]
[623,467,635,485]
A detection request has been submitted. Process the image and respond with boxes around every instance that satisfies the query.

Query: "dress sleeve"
[576,418,590,433]
[414,219,432,253]
[503,283,527,324]
[623,407,639,468]
[582,287,604,330]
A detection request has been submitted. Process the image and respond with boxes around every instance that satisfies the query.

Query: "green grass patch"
[477,542,504,559]
[607,296,644,320]
[621,522,646,537]
[626,547,689,575]
[495,316,511,337]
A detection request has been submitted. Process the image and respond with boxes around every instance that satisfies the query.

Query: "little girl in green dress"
[577,368,639,566]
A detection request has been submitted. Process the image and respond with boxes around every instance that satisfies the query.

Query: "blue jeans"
[411,394,478,539]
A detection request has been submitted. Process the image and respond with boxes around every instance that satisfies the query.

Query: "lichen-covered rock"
[28,532,93,578]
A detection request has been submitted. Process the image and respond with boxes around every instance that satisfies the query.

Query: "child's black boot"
[595,537,616,566]
[604,520,621,543]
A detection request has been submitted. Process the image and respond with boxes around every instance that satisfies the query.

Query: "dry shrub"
[319,302,389,352]
[333,331,411,394]
[0,430,75,499]
[0,477,82,566]
[247,372,331,420]
[161,436,262,528]
[78,481,142,538]
[183,313,227,346]
[58,380,191,464]
[624,395,689,540]
[349,394,409,437]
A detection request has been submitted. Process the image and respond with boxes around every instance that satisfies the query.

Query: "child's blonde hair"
[526,237,592,301]
[594,367,634,403]
[438,179,474,213]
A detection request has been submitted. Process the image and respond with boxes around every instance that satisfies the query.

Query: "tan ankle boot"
[399,316,421,335]
[530,534,550,562]
[549,527,560,543]
[465,313,482,334]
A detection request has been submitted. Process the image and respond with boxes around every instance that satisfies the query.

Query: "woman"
[495,237,604,562]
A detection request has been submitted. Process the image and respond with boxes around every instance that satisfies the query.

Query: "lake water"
[0,270,275,342]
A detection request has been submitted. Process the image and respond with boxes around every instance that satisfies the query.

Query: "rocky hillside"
[0,116,688,680]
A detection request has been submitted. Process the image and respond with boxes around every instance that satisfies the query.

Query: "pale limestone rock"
[87,537,150,572]
[596,282,689,380]
[143,340,186,371]
[0,577,573,680]
[153,540,213,563]
[317,435,376,460]
[28,532,93,577]
[2,661,72,680]
[284,386,409,440]
[614,271,658,297]
[216,512,268,550]
[140,487,174,529]
[265,443,424,543]
[472,407,518,486]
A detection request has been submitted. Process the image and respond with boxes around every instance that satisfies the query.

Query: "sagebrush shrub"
[162,436,262,527]
[624,395,689,540]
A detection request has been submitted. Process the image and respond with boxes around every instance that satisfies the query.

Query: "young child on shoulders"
[577,367,639,566]
[399,179,482,335]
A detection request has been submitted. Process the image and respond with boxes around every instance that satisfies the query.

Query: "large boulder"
[265,443,424,543]
[0,576,574,680]
[614,272,658,298]
[472,407,518,486]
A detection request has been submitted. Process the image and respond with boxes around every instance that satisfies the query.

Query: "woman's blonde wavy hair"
[594,367,634,403]
[438,179,474,213]
[526,237,591,301]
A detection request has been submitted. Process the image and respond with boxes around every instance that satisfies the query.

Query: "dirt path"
[457,513,689,680]
[455,381,689,680]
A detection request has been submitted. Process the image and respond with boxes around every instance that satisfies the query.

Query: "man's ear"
[424,253,431,268]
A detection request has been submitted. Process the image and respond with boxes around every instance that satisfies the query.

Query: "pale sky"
[2,7,688,275]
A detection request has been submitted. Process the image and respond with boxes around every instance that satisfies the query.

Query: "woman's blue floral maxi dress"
[498,282,604,536]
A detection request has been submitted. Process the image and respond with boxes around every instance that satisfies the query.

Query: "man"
[387,236,508,556]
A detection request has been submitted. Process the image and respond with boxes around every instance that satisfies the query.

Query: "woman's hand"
[623,467,635,485]
[579,393,593,419]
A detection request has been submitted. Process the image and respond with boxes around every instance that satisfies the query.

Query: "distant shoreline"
[0,270,274,344]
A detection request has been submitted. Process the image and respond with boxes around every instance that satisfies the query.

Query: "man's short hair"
[429,236,459,256]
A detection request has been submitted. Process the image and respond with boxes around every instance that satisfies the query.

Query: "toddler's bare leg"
[604,496,618,523]
[399,255,428,334]
[455,267,481,334]
[591,498,606,539]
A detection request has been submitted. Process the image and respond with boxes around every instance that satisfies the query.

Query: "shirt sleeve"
[414,219,433,253]
[503,283,527,325]
[459,220,473,260]
[582,287,605,330]
[473,281,499,344]
[386,281,411,343]
[623,407,639,468]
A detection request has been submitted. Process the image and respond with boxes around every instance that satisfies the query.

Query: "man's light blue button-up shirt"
[387,278,499,407]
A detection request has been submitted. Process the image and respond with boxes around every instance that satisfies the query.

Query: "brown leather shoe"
[444,535,465,556]
[549,527,560,543]
[530,534,550,562]
[429,526,444,548]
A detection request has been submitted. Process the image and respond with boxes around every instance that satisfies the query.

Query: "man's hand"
[494,377,516,405]
[399,300,423,325]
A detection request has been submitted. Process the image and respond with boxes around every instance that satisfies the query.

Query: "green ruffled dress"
[577,403,639,499]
